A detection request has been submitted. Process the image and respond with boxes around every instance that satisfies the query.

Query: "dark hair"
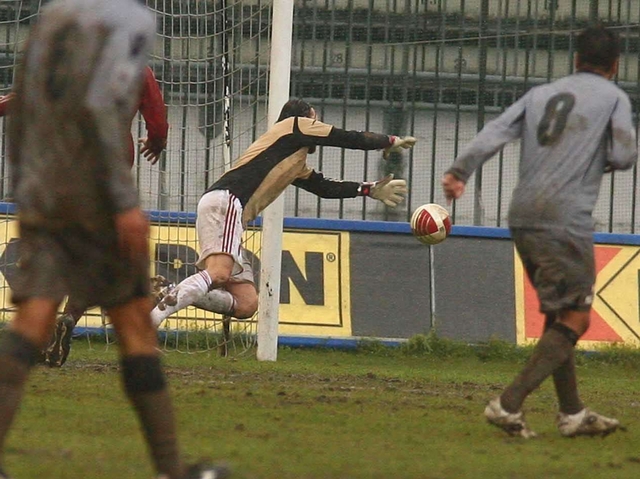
[576,25,620,72]
[277,99,313,122]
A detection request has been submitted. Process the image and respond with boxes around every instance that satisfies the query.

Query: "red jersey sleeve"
[0,93,15,117]
[138,66,169,148]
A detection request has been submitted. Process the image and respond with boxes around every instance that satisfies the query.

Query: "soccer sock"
[122,355,185,479]
[552,350,584,415]
[542,314,584,415]
[192,289,236,316]
[0,331,40,458]
[500,322,579,413]
[151,271,212,328]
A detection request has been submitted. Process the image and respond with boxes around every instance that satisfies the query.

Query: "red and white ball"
[410,203,452,245]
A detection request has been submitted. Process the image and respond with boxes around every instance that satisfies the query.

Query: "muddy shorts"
[511,227,595,314]
[11,223,150,308]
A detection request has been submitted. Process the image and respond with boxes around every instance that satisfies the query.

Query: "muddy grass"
[3,341,640,478]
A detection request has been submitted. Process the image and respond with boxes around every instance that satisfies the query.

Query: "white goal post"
[256,0,294,362]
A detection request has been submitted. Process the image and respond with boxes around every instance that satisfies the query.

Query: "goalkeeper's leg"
[151,254,236,328]
[193,255,258,320]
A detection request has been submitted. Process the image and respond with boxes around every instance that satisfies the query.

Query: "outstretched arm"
[442,92,527,203]
[606,95,637,171]
[293,170,407,207]
[445,93,527,184]
[138,66,168,165]
[294,117,416,156]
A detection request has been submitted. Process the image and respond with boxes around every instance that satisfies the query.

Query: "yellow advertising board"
[0,218,352,337]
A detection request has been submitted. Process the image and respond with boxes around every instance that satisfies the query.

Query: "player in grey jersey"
[0,1,227,478]
[442,25,637,438]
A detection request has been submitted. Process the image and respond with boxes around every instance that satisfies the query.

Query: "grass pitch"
[4,336,640,479]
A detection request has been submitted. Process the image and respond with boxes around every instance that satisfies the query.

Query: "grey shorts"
[11,223,150,309]
[511,227,595,314]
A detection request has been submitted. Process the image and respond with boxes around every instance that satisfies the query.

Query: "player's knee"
[208,269,232,289]
[108,298,158,355]
[233,294,258,319]
[558,309,590,339]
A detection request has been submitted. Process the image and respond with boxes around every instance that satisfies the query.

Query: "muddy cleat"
[44,314,76,368]
[185,463,230,479]
[484,397,537,439]
[150,275,176,307]
[557,408,623,438]
[154,282,179,312]
[156,463,230,479]
[0,466,11,479]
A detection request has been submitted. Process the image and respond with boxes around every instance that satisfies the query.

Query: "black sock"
[0,331,40,457]
[121,355,184,479]
[501,323,578,413]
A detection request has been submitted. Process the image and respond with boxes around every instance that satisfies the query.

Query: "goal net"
[0,0,273,356]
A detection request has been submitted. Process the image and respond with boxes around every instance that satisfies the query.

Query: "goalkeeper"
[151,98,414,327]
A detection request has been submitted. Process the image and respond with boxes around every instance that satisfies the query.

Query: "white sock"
[193,289,236,316]
[151,271,212,328]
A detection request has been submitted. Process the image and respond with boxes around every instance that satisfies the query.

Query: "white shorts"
[196,190,246,278]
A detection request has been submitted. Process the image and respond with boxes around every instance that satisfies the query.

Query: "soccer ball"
[410,203,452,245]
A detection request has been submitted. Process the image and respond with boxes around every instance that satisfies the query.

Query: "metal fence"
[1,0,639,232]
[288,0,640,232]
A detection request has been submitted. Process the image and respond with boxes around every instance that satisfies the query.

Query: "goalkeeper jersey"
[9,0,155,230]
[447,71,637,234]
[207,116,394,225]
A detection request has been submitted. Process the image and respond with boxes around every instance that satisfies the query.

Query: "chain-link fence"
[1,0,639,233]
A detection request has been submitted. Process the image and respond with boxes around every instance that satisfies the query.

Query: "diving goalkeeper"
[151,98,415,327]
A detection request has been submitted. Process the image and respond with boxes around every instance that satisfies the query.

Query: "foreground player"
[442,25,636,438]
[151,99,414,327]
[45,64,169,367]
[0,66,169,368]
[0,1,226,478]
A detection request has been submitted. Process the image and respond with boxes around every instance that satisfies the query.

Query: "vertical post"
[257,0,294,361]
[589,0,599,22]
[221,0,233,172]
[474,0,489,226]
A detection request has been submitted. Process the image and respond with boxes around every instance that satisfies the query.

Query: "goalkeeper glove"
[359,174,408,208]
[383,135,417,159]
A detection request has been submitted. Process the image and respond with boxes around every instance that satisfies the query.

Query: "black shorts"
[11,223,150,309]
[511,227,595,314]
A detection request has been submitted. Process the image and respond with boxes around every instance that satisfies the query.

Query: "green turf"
[3,338,640,479]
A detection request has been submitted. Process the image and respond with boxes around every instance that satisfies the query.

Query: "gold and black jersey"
[207,116,393,225]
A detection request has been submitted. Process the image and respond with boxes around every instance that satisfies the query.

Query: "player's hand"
[139,137,167,165]
[383,136,417,160]
[441,173,466,205]
[115,207,150,260]
[369,174,408,208]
